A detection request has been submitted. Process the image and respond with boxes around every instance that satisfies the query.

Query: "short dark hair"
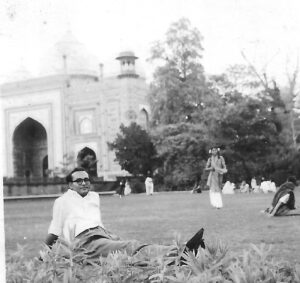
[65,167,88,183]
[287,176,297,185]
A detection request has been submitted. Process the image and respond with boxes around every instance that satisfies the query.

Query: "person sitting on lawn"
[263,176,297,217]
[44,167,205,263]
[222,181,235,194]
[240,180,250,193]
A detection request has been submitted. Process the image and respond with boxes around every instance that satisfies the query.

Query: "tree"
[151,123,210,189]
[219,93,283,182]
[148,18,206,125]
[51,153,76,178]
[283,54,300,148]
[209,65,287,183]
[148,18,230,188]
[108,123,158,176]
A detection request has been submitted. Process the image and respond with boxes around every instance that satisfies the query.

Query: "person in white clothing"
[222,181,235,194]
[145,174,154,195]
[269,181,277,193]
[251,177,259,193]
[240,181,250,193]
[124,179,132,196]
[205,146,227,209]
[44,168,206,263]
[260,180,270,193]
[45,168,131,256]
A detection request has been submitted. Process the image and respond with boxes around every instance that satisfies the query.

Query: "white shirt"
[145,177,153,184]
[279,194,290,204]
[48,189,104,243]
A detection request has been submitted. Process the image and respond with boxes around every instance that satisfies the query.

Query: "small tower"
[116,51,139,78]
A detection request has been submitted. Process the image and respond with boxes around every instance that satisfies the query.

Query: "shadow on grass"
[279,213,300,217]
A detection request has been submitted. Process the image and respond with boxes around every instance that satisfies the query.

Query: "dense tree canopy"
[208,66,289,183]
[108,123,158,176]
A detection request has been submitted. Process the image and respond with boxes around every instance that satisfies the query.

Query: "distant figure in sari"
[124,179,132,196]
[263,176,297,216]
[251,177,260,193]
[145,173,154,195]
[205,147,227,209]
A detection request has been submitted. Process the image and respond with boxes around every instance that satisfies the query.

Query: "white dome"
[39,31,99,77]
[5,65,32,82]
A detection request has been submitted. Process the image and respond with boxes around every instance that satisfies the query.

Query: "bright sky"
[1,0,300,85]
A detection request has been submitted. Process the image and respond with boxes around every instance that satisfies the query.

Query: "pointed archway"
[77,147,97,177]
[139,109,149,129]
[13,117,48,177]
[43,155,49,177]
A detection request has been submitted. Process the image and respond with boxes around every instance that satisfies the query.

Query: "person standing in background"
[124,179,132,196]
[205,146,227,209]
[119,178,126,198]
[145,172,154,195]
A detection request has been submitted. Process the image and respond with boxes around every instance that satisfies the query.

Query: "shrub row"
[6,238,300,282]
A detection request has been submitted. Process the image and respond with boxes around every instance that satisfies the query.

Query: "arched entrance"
[13,117,48,177]
[139,109,149,129]
[43,155,49,177]
[77,147,98,177]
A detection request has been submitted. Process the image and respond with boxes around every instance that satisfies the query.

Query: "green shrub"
[130,178,145,194]
[6,238,300,283]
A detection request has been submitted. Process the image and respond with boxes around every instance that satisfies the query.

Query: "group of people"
[222,179,277,194]
[118,178,131,198]
[118,173,154,198]
[238,178,277,194]
[43,145,297,265]
[204,146,298,217]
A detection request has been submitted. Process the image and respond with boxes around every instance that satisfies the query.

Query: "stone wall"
[3,177,118,197]
[3,183,65,197]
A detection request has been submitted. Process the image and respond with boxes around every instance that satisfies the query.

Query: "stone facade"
[1,33,149,180]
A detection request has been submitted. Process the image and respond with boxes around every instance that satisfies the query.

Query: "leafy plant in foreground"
[6,238,300,283]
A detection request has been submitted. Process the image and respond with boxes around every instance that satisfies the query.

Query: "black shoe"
[180,228,205,265]
[185,228,205,251]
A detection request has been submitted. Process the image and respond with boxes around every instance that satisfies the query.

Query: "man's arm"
[205,158,214,171]
[46,198,63,246]
[268,202,282,217]
[45,233,58,248]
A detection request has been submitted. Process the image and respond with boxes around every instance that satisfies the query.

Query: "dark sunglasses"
[72,178,91,185]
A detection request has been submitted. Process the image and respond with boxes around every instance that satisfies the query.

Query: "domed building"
[40,31,100,77]
[0,32,150,180]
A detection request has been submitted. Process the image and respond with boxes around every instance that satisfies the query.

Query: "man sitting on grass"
[262,176,297,217]
[44,167,205,263]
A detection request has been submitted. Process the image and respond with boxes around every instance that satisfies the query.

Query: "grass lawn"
[4,190,300,263]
